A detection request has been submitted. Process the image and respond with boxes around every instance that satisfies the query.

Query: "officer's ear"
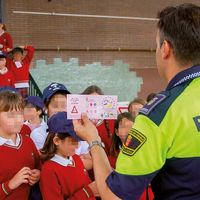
[161,40,171,59]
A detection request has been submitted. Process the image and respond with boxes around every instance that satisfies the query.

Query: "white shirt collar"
[0,133,21,147]
[50,154,73,167]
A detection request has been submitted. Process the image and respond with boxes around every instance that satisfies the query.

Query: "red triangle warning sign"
[71,105,78,114]
[118,106,128,113]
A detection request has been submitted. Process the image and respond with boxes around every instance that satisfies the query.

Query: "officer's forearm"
[90,145,122,200]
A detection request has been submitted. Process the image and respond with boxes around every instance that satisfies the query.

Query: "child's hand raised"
[8,167,32,190]
[28,169,40,186]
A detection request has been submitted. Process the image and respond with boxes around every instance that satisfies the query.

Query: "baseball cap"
[43,82,71,102]
[47,111,82,141]
[0,86,19,94]
[25,96,44,110]
[0,51,7,58]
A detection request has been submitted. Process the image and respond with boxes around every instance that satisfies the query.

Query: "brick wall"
[3,0,200,99]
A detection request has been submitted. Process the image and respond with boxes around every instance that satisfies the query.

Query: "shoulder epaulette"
[139,93,168,116]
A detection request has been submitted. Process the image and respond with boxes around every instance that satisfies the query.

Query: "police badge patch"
[122,128,147,156]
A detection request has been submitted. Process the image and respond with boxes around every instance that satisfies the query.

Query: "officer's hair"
[157,3,200,66]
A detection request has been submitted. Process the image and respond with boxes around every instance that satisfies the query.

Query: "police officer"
[73,3,200,200]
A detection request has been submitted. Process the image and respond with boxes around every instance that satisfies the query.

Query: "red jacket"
[0,69,15,87]
[6,46,34,88]
[0,31,13,52]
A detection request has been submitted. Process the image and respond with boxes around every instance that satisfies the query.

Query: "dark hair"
[12,47,24,55]
[0,91,24,112]
[82,85,104,95]
[110,112,135,157]
[128,98,146,112]
[40,132,70,161]
[24,102,44,118]
[146,93,157,103]
[157,3,200,66]
[2,24,6,31]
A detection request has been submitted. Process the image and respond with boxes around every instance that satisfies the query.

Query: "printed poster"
[67,94,118,119]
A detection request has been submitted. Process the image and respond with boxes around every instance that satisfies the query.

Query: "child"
[0,51,15,87]
[0,90,40,199]
[128,98,146,117]
[82,85,115,156]
[109,112,154,200]
[6,45,34,98]
[43,82,92,170]
[40,112,98,200]
[23,96,48,150]
[109,112,134,169]
[0,19,13,53]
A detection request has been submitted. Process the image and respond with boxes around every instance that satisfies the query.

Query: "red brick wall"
[3,0,200,98]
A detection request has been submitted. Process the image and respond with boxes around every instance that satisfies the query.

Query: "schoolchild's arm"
[5,32,13,52]
[21,45,35,64]
[0,167,31,199]
[68,182,97,200]
[27,138,41,186]
[31,137,42,169]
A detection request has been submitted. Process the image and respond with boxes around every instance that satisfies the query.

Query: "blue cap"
[0,86,19,94]
[43,82,70,102]
[25,96,44,110]
[0,51,7,58]
[47,112,81,141]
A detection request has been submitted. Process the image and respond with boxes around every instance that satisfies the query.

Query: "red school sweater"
[0,32,13,52]
[40,154,96,200]
[0,134,40,200]
[96,119,115,155]
[0,69,15,87]
[6,46,34,86]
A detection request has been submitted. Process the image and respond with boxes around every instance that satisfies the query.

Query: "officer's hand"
[73,113,100,143]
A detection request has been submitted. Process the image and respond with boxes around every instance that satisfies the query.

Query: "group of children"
[0,20,34,98]
[0,82,155,200]
[0,23,156,198]
[0,21,155,200]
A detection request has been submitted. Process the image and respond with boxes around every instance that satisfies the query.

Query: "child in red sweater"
[0,90,40,200]
[82,85,115,156]
[40,111,98,200]
[0,51,15,87]
[0,20,13,53]
[109,112,154,200]
[6,45,34,98]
